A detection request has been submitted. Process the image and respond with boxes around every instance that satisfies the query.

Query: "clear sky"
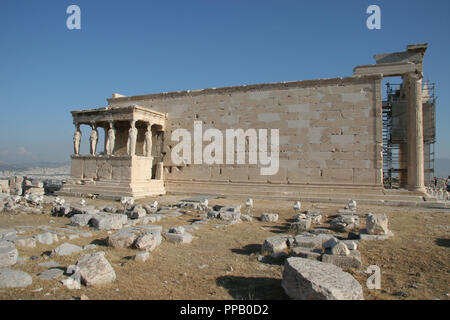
[0,0,449,164]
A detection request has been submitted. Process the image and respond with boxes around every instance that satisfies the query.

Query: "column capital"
[406,71,424,81]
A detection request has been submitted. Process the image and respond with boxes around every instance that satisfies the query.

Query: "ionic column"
[73,124,81,155]
[406,72,425,192]
[127,120,137,156]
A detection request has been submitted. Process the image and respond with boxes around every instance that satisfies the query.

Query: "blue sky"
[0,0,449,163]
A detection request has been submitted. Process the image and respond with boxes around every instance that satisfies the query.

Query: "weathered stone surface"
[347,200,357,211]
[143,204,158,214]
[207,210,220,219]
[34,232,58,245]
[13,237,36,248]
[37,268,64,280]
[0,247,18,267]
[83,244,97,251]
[308,213,322,224]
[52,243,83,256]
[0,269,33,288]
[321,250,362,269]
[359,229,394,241]
[290,247,322,261]
[0,229,16,240]
[52,204,71,217]
[309,228,332,235]
[240,214,253,222]
[0,240,15,249]
[128,205,147,219]
[322,236,339,249]
[134,250,150,262]
[294,213,307,221]
[107,228,138,248]
[102,205,117,213]
[70,214,96,227]
[163,231,193,244]
[260,213,279,222]
[169,226,185,234]
[70,205,99,216]
[219,211,241,224]
[366,213,389,235]
[90,213,127,230]
[76,252,116,286]
[261,235,293,255]
[331,242,350,256]
[341,240,358,250]
[217,205,241,214]
[134,232,162,251]
[289,219,312,233]
[61,277,81,290]
[282,257,364,300]
[293,235,322,249]
[330,215,358,232]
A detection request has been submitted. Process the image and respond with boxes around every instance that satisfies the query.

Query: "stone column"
[89,122,98,156]
[106,121,116,156]
[73,124,81,155]
[143,123,152,157]
[398,142,407,188]
[127,120,137,156]
[406,72,425,193]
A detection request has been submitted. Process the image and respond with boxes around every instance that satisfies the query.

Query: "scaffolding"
[382,80,436,188]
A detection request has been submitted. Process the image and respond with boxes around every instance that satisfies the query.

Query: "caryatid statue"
[143,123,152,157]
[106,122,116,156]
[89,123,98,156]
[127,120,138,156]
[73,124,81,155]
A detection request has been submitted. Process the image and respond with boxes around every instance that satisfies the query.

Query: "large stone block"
[321,250,362,269]
[261,235,293,255]
[289,219,312,233]
[366,213,389,235]
[0,247,18,267]
[107,228,138,248]
[0,269,32,288]
[52,243,83,256]
[90,213,127,230]
[282,257,364,300]
[76,252,116,286]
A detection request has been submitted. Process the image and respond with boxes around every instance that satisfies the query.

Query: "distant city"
[0,162,70,183]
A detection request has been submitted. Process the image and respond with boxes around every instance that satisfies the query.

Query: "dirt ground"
[0,194,448,300]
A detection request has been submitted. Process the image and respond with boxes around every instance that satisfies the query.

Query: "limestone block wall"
[107,75,383,187]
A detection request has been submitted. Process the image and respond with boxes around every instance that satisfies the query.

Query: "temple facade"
[59,44,431,200]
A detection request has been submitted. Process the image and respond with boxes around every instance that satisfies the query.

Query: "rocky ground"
[0,194,449,300]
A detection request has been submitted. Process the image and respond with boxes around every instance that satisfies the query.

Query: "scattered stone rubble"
[256,202,397,299]
[0,192,397,299]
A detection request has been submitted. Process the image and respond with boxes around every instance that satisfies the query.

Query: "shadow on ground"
[216,275,289,300]
[268,223,290,234]
[230,244,261,256]
[435,238,450,248]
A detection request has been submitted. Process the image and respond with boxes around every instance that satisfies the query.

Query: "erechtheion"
[59,43,434,202]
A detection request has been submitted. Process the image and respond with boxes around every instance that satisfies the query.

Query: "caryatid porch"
[60,105,167,199]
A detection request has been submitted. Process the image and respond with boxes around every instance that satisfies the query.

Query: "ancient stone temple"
[59,44,434,201]
[60,105,166,198]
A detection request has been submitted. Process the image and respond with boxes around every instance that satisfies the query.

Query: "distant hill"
[435,158,450,178]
